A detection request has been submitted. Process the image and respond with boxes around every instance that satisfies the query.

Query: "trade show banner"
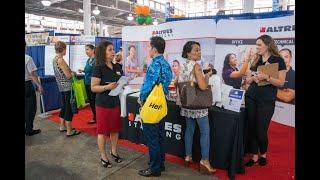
[122,19,217,80]
[215,15,295,127]
[44,36,71,75]
[122,19,216,139]
[25,32,50,46]
[69,36,96,72]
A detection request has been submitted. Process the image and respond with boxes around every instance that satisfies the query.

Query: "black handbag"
[70,86,78,114]
[177,66,212,109]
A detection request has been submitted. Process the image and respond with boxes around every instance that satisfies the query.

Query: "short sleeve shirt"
[25,54,37,81]
[84,57,96,85]
[283,67,295,90]
[92,63,123,108]
[222,67,243,89]
[246,55,286,101]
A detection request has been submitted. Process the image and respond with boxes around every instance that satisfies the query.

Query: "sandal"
[66,130,81,137]
[184,158,193,168]
[59,129,67,132]
[101,158,112,168]
[60,128,75,132]
[88,119,96,124]
[110,151,122,163]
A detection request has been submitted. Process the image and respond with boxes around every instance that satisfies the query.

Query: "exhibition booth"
[25,10,295,179]
[26,31,122,111]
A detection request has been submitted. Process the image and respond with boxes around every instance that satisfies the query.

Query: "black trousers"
[25,81,37,133]
[85,85,96,120]
[245,96,275,155]
[59,91,73,121]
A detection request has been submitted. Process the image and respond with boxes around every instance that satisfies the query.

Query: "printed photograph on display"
[276,44,295,105]
[214,43,256,90]
[122,42,144,80]
[122,38,216,81]
[165,38,216,80]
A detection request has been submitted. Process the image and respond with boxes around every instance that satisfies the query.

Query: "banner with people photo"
[215,15,295,127]
[122,19,217,82]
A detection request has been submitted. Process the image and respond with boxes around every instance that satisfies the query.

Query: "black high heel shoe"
[184,158,193,168]
[101,158,112,168]
[258,157,267,166]
[110,151,122,163]
[245,159,258,167]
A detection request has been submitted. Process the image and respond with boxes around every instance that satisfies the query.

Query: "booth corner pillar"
[243,0,254,13]
[204,0,208,16]
[99,20,104,36]
[272,0,280,11]
[83,0,91,35]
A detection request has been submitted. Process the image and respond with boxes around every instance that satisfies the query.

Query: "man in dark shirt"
[277,48,295,104]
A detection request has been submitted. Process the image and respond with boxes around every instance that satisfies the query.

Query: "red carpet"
[49,106,295,180]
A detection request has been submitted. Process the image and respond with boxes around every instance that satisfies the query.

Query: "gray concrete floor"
[25,116,220,180]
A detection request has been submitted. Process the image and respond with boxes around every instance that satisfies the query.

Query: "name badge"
[116,71,121,75]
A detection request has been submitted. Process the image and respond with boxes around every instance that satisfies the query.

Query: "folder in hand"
[257,63,279,86]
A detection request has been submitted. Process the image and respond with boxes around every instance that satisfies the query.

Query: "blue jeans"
[143,119,165,173]
[185,116,210,160]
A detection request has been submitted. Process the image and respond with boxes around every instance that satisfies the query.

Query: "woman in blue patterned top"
[138,36,172,177]
[78,44,97,124]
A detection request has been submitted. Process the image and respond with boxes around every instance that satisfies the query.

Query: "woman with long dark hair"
[222,52,251,89]
[91,41,123,168]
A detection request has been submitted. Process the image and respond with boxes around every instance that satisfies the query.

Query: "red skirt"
[96,106,122,135]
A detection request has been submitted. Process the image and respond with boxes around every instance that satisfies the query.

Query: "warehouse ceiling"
[25,0,166,27]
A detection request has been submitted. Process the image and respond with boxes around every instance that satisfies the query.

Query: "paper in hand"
[109,76,129,96]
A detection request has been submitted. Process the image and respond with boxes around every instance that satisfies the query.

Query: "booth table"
[119,93,245,179]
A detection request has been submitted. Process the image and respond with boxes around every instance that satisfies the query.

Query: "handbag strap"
[70,74,76,99]
[189,63,196,85]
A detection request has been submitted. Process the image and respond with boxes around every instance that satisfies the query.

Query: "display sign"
[70,35,95,45]
[223,89,245,112]
[25,32,50,46]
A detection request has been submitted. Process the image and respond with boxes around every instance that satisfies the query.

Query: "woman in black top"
[91,41,123,168]
[244,35,287,167]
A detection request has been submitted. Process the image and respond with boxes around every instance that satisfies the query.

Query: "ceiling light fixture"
[92,6,100,15]
[153,19,158,25]
[78,8,84,13]
[40,17,47,26]
[41,0,52,7]
[127,13,134,21]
